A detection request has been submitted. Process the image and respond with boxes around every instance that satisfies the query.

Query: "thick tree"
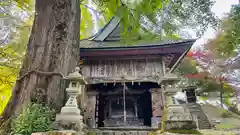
[2,0,80,121]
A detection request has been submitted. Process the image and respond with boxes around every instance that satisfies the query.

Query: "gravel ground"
[161,129,240,135]
[199,129,240,135]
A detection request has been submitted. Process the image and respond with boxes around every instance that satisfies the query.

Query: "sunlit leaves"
[14,0,34,11]
[0,0,33,114]
[91,0,218,43]
[80,3,94,39]
[0,21,31,114]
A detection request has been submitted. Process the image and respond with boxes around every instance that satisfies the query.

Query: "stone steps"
[95,130,149,135]
[186,103,212,129]
[87,128,157,135]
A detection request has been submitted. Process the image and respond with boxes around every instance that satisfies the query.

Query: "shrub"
[11,103,55,135]
[221,111,233,118]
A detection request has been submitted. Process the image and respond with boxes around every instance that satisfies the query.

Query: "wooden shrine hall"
[79,15,196,129]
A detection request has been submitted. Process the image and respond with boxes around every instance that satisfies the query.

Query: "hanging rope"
[17,69,64,81]
[123,82,126,125]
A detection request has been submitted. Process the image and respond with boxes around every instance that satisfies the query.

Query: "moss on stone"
[87,130,96,135]
[160,107,168,131]
[166,129,202,134]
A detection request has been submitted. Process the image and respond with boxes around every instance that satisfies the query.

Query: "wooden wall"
[82,56,163,78]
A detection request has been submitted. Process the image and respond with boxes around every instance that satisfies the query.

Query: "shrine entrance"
[94,82,156,128]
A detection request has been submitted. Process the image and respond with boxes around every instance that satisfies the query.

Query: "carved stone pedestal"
[165,105,196,130]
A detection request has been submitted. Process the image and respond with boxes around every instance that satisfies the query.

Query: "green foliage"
[177,57,236,95]
[220,5,240,57]
[93,0,218,42]
[0,22,31,114]
[87,130,97,135]
[205,5,240,58]
[15,0,34,11]
[177,57,198,75]
[221,111,234,118]
[160,107,168,131]
[80,1,96,39]
[215,123,240,130]
[11,103,55,135]
[0,0,33,114]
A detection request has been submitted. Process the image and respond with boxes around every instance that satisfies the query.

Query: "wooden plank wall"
[82,57,163,78]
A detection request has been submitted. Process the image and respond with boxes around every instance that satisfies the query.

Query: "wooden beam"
[169,48,189,73]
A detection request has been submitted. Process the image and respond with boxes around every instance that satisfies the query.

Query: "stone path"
[199,129,240,135]
[163,130,240,135]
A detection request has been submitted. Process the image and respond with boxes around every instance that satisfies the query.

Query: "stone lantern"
[162,73,194,130]
[55,67,87,131]
[162,73,180,106]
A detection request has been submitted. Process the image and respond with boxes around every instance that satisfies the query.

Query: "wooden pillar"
[134,101,138,117]
[109,100,112,117]
[150,88,164,128]
[80,85,86,109]
[85,91,98,128]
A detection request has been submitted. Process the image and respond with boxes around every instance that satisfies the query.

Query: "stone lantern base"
[56,114,83,124]
[59,106,81,114]
[55,106,84,132]
[165,105,196,130]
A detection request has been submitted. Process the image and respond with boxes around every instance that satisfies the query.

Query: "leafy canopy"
[204,5,240,58]
[177,56,235,94]
[92,0,218,41]
[0,0,32,114]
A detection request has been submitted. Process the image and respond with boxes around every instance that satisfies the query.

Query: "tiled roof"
[79,39,196,48]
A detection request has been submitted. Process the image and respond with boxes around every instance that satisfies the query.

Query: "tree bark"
[2,0,80,121]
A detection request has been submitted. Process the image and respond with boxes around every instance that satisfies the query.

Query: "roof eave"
[80,39,196,51]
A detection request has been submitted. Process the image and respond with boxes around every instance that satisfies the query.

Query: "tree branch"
[80,3,103,15]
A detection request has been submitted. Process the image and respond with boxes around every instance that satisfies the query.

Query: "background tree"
[0,1,33,113]
[206,5,240,58]
[177,46,237,108]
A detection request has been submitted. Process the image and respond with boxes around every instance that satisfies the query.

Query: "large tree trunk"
[2,0,80,121]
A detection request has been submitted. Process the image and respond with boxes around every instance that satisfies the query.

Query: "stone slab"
[60,106,81,114]
[56,114,83,122]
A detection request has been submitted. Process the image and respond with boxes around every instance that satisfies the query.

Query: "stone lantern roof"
[162,73,181,82]
[64,67,87,84]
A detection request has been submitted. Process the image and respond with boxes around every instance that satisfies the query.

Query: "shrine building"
[79,15,196,129]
